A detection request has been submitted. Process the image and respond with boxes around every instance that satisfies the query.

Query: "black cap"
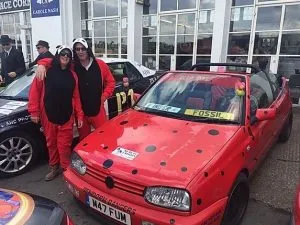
[36,40,50,49]
[0,35,12,45]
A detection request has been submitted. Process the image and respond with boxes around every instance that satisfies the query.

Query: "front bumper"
[64,169,228,225]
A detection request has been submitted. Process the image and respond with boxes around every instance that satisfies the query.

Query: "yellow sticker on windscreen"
[184,109,234,120]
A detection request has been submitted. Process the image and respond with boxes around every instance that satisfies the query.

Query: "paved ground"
[1,108,300,224]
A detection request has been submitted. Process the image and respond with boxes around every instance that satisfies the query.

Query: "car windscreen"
[135,72,245,124]
[0,67,36,100]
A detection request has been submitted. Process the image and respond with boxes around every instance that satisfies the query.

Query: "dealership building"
[1,0,300,78]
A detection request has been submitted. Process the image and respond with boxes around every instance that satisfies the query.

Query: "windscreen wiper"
[187,117,240,125]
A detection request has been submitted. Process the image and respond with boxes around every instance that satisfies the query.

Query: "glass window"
[160,15,176,35]
[177,56,193,70]
[177,14,195,35]
[93,0,104,17]
[121,37,127,54]
[230,6,253,32]
[143,15,157,36]
[81,21,92,37]
[178,0,196,10]
[106,0,118,16]
[121,18,127,36]
[197,34,212,54]
[227,56,248,66]
[159,36,175,54]
[107,38,118,54]
[121,0,128,16]
[177,35,194,54]
[278,57,300,79]
[198,10,214,33]
[94,21,105,37]
[143,36,157,54]
[143,0,158,14]
[228,33,250,54]
[280,32,300,55]
[232,0,253,6]
[256,6,281,31]
[283,5,300,30]
[200,0,215,9]
[143,56,156,70]
[125,63,143,82]
[109,63,126,84]
[94,38,105,55]
[159,56,171,70]
[250,71,274,107]
[252,56,271,71]
[161,0,176,11]
[106,20,119,37]
[254,32,278,54]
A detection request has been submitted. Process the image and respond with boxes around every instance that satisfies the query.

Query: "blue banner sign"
[31,0,60,18]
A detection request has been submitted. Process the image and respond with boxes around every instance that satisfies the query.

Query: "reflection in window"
[121,37,127,54]
[81,20,92,37]
[121,0,128,16]
[143,0,157,14]
[93,0,104,17]
[161,0,176,11]
[177,14,195,35]
[94,21,105,37]
[143,15,157,36]
[121,18,127,36]
[177,56,193,70]
[281,32,300,55]
[159,36,175,54]
[106,0,118,16]
[160,15,176,35]
[107,38,118,54]
[177,36,194,54]
[94,38,105,55]
[278,57,300,79]
[143,55,156,69]
[200,0,215,9]
[198,10,214,33]
[106,20,119,37]
[254,32,278,55]
[178,0,196,10]
[232,0,253,6]
[283,5,300,30]
[256,6,281,31]
[197,34,212,54]
[159,56,171,70]
[228,33,250,54]
[230,6,253,32]
[252,56,271,72]
[143,37,157,54]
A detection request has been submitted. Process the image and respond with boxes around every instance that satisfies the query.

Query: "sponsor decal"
[0,101,27,115]
[0,0,30,14]
[0,115,31,128]
[145,103,181,113]
[112,147,139,161]
[31,0,60,18]
[184,109,234,120]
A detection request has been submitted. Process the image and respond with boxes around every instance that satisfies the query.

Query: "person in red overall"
[35,38,115,141]
[28,46,84,181]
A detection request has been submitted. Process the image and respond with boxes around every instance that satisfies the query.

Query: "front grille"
[86,166,145,196]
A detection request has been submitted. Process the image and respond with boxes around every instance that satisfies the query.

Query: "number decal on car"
[116,89,135,114]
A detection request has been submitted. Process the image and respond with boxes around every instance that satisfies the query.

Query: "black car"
[0,61,162,178]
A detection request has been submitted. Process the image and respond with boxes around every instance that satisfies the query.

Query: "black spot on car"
[170,219,175,224]
[120,121,128,125]
[99,130,104,133]
[186,122,189,125]
[103,146,108,150]
[208,129,219,136]
[242,152,245,157]
[172,130,178,133]
[146,145,156,152]
[103,159,113,169]
[181,167,187,172]
[204,172,209,177]
[221,171,225,176]
[143,123,148,126]
[160,161,167,166]
[196,149,203,154]
[197,199,202,205]
[83,143,88,146]
[132,169,138,175]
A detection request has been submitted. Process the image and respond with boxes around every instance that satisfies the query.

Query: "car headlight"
[144,187,190,211]
[71,152,86,175]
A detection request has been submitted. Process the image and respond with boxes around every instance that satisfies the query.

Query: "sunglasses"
[75,47,87,52]
[36,46,42,49]
[59,50,72,58]
[2,43,9,46]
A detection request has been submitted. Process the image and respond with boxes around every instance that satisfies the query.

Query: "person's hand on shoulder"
[31,116,40,124]
[36,65,47,80]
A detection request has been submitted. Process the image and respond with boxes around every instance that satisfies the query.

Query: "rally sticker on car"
[112,147,139,161]
[145,103,181,113]
[0,101,27,115]
[184,109,234,120]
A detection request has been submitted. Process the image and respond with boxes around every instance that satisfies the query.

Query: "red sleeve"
[37,58,53,69]
[97,59,115,99]
[28,77,43,118]
[71,71,84,121]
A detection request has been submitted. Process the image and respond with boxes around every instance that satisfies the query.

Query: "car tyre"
[0,131,39,178]
[278,112,293,143]
[221,173,249,225]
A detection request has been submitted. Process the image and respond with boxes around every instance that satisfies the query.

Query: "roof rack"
[190,63,261,74]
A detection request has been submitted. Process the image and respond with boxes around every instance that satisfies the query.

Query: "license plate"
[87,196,131,225]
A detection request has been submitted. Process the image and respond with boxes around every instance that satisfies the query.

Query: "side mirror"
[256,108,276,121]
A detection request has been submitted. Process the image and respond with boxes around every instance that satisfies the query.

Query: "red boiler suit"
[38,58,115,141]
[28,69,84,169]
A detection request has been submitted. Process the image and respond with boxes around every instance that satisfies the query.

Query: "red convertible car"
[64,63,292,225]
[291,185,300,225]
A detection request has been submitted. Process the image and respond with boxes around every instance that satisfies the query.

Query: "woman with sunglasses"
[28,46,84,181]
[35,38,115,141]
